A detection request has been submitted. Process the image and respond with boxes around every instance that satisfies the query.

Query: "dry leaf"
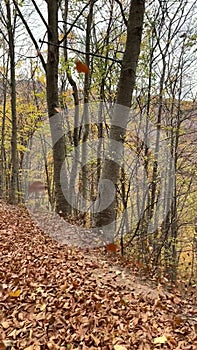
[0,342,6,350]
[39,303,47,311]
[153,335,167,344]
[1,321,10,329]
[115,270,122,276]
[106,243,118,253]
[194,323,197,334]
[91,334,100,346]
[0,201,195,350]
[0,340,14,349]
[114,345,127,350]
[9,289,21,297]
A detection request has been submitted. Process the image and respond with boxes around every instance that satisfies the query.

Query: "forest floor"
[0,201,196,350]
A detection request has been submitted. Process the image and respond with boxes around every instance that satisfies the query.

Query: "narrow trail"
[0,201,196,349]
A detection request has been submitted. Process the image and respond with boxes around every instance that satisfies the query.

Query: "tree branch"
[114,0,127,27]
[39,39,122,64]
[31,0,49,31]
[59,0,98,44]
[12,0,47,72]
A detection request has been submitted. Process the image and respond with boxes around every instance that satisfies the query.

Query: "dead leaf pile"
[0,201,196,349]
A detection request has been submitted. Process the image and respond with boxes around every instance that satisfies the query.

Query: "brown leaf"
[1,321,10,329]
[106,243,118,253]
[0,342,6,350]
[0,201,195,349]
[0,341,14,349]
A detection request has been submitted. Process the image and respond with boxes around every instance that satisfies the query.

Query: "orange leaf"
[9,289,21,298]
[75,60,90,74]
[106,243,118,253]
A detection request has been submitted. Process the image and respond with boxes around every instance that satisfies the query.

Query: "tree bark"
[6,0,18,204]
[95,0,145,239]
[46,0,71,216]
[81,0,93,205]
[0,47,8,199]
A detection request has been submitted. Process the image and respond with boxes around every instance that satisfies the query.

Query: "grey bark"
[0,48,8,198]
[46,0,71,216]
[6,0,18,204]
[95,0,145,240]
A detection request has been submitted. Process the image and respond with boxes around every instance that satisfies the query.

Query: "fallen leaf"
[0,201,195,350]
[0,342,5,350]
[194,323,197,334]
[9,289,21,297]
[39,303,47,311]
[0,340,14,349]
[114,345,127,350]
[115,270,122,276]
[153,335,167,344]
[106,243,118,253]
[91,334,100,346]
[1,321,10,329]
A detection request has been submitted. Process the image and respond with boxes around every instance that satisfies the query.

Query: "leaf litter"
[0,201,196,349]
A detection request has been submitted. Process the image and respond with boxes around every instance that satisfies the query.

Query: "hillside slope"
[0,202,196,349]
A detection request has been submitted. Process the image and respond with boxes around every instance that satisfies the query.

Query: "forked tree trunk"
[95,0,145,239]
[46,0,71,216]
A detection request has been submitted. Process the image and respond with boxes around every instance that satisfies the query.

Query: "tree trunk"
[0,47,9,199]
[6,0,18,204]
[46,0,71,216]
[81,0,93,209]
[95,0,145,240]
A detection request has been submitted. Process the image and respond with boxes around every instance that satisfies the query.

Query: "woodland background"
[0,0,196,286]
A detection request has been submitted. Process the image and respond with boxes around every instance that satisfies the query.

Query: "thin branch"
[114,0,127,27]
[0,28,9,44]
[59,0,98,44]
[31,0,49,31]
[40,39,122,64]
[58,21,84,32]
[12,0,46,72]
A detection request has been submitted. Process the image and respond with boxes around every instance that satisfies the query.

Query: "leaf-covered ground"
[0,201,196,350]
